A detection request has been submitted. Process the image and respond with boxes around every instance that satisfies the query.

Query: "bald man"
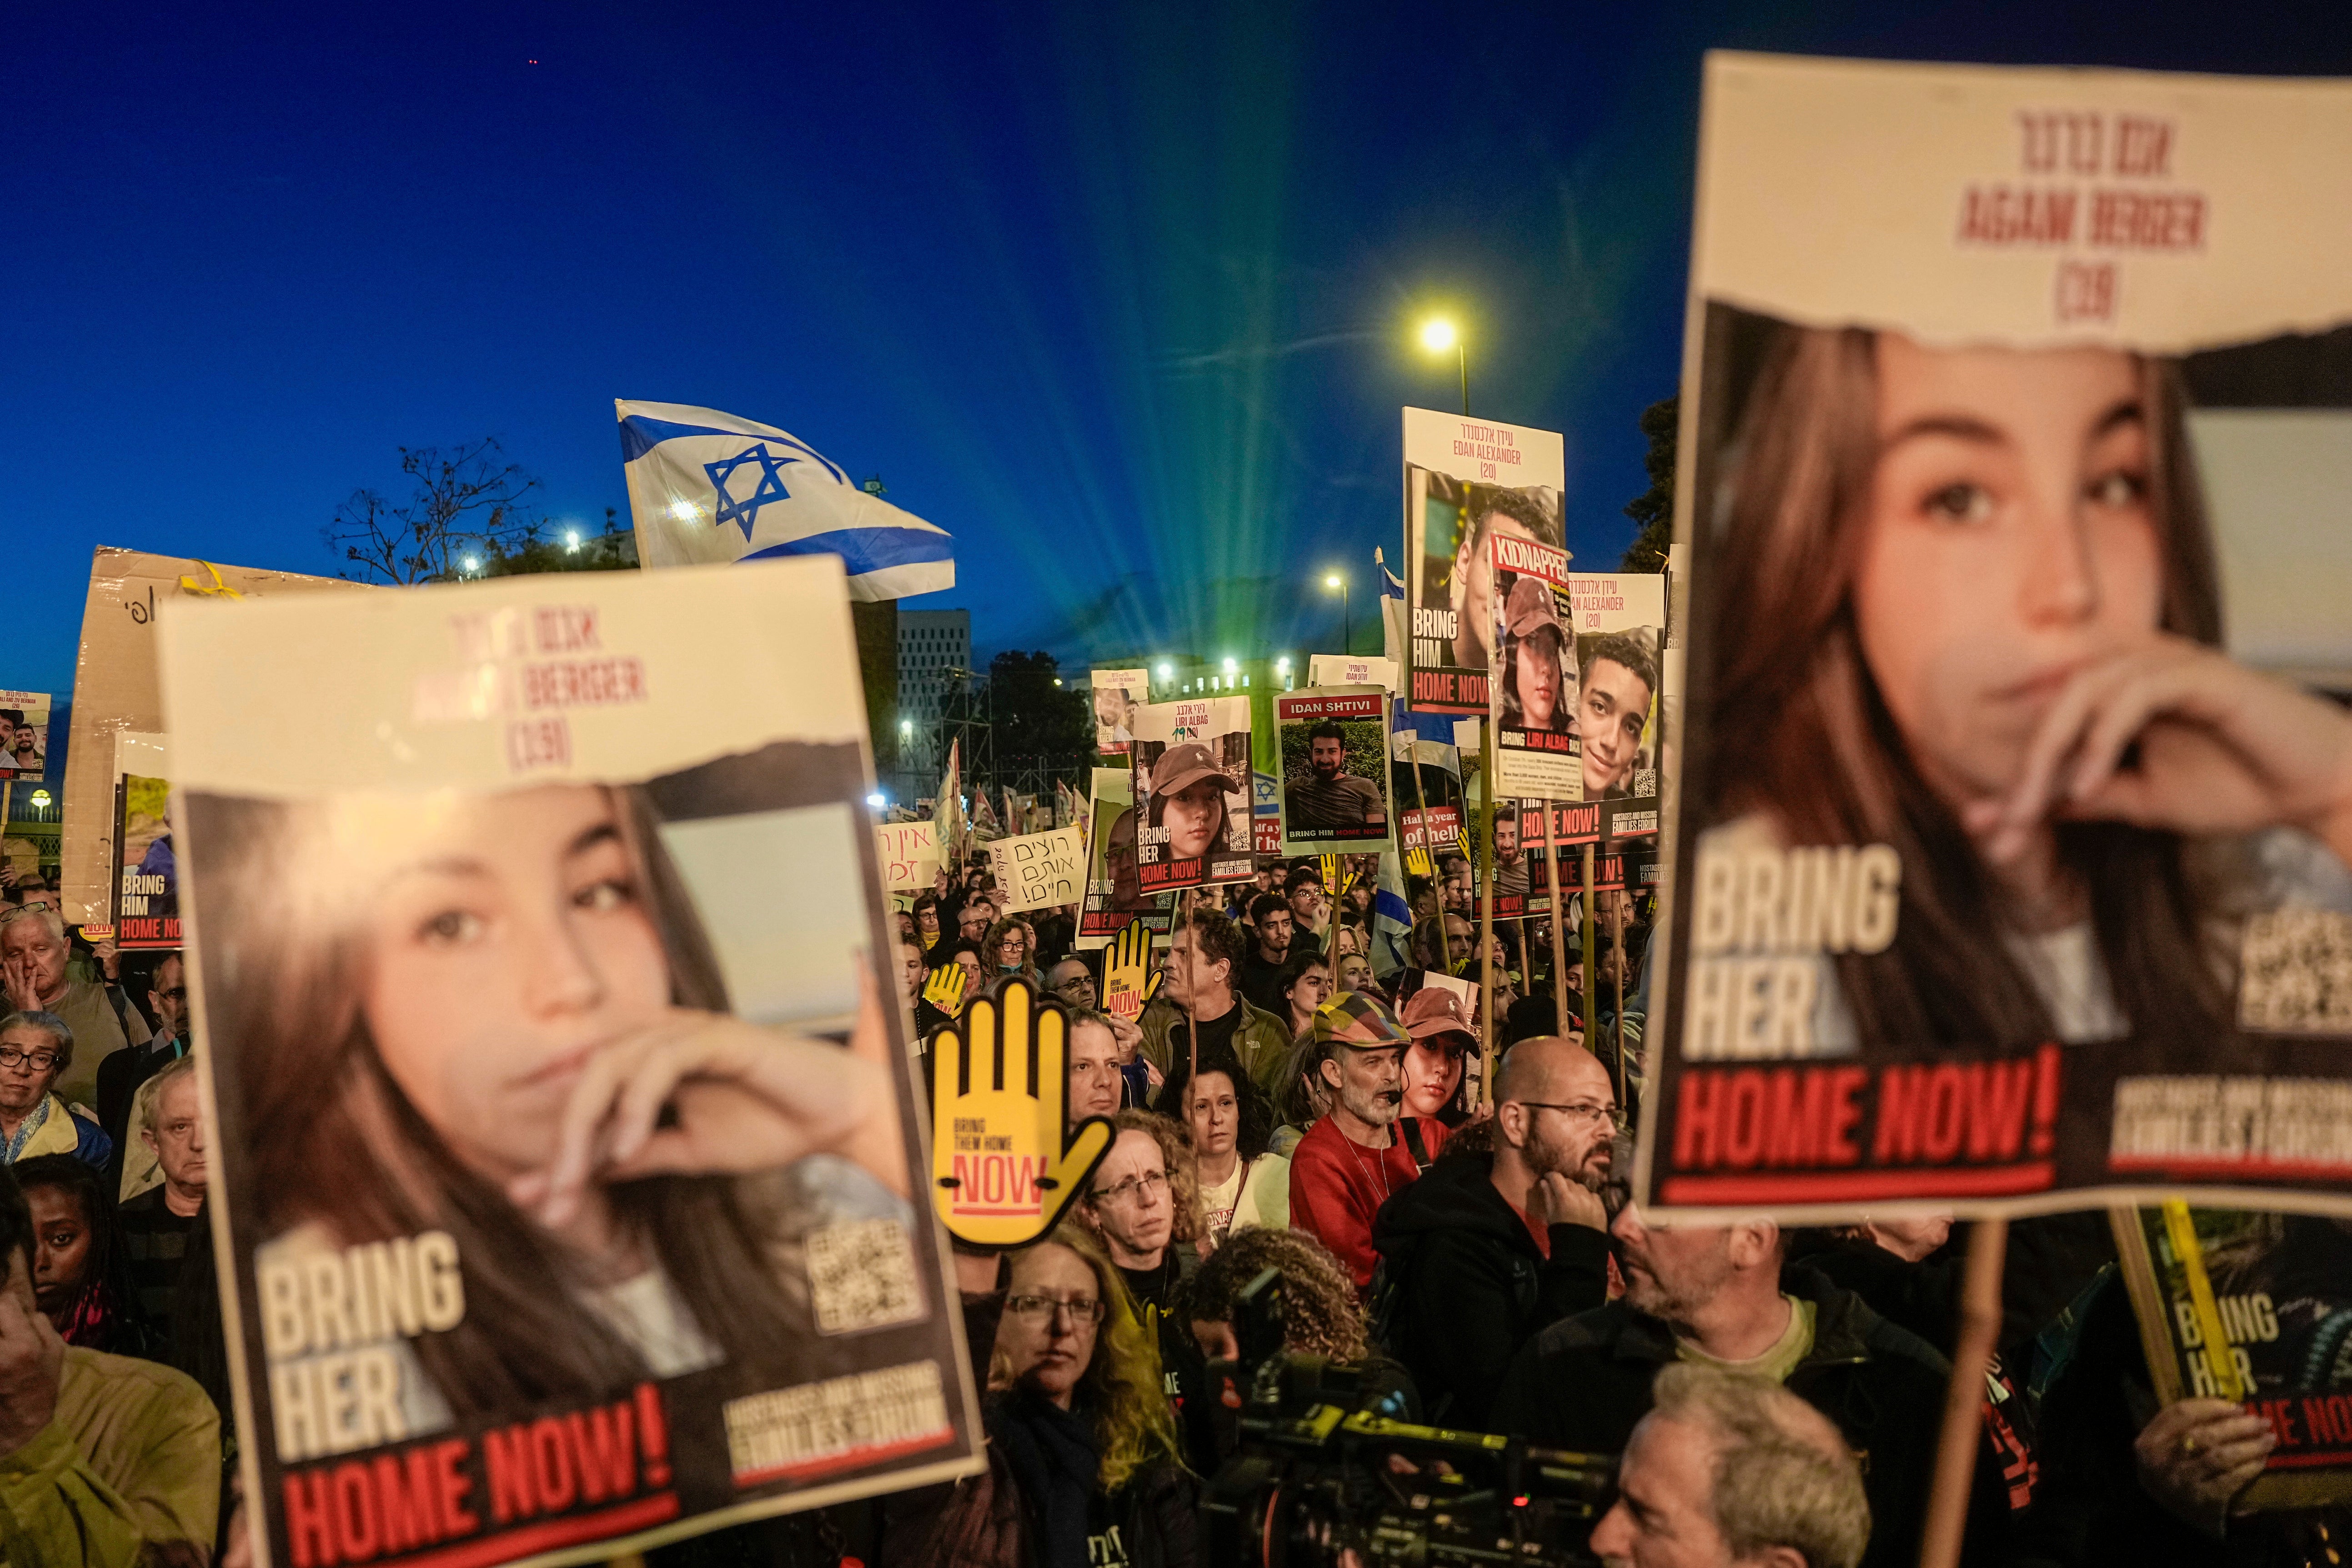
[1590,1363,1870,1568]
[1369,1035,1614,1428]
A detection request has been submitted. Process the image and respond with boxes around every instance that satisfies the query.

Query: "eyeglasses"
[1005,1293,1106,1325]
[1517,1100,1626,1132]
[0,1047,60,1072]
[1088,1168,1169,1207]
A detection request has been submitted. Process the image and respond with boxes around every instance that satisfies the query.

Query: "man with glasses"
[1492,1200,1968,1568]
[0,910,148,1113]
[0,1012,110,1169]
[1370,1034,1613,1428]
[98,953,191,1163]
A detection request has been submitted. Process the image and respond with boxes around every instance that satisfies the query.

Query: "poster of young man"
[61,549,372,929]
[1078,766,1171,948]
[1569,574,1665,842]
[156,558,980,1568]
[112,731,178,950]
[1275,686,1394,853]
[1127,696,1253,892]
[1640,55,2352,1220]
[1090,668,1148,754]
[1489,537,1579,800]
[1402,407,1566,715]
[0,690,51,781]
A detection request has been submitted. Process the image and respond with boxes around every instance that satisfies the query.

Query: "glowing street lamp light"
[1323,571,1351,655]
[1419,315,1469,416]
[1154,661,1173,682]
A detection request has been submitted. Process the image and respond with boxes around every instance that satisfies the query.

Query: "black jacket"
[1491,1263,1995,1568]
[1368,1148,1610,1430]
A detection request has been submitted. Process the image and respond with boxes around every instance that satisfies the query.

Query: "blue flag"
[617,400,954,601]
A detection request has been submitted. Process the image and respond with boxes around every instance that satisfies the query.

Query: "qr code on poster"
[805,1217,925,1334]
[1632,768,1657,797]
[2239,908,2352,1034]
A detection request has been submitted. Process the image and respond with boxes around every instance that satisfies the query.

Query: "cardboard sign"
[988,827,1085,913]
[1403,410,1567,715]
[875,821,941,892]
[159,556,980,1567]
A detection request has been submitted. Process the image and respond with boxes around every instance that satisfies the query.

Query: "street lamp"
[1324,571,1350,655]
[1419,316,1469,416]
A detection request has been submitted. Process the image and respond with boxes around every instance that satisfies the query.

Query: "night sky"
[9,1,2347,701]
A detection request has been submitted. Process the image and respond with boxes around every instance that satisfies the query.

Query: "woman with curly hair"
[1175,1227,1420,1422]
[922,1225,1195,1568]
[980,915,1042,990]
[1154,1047,1278,1242]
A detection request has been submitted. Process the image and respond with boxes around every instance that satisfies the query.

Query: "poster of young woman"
[156,559,980,1567]
[1641,55,2352,1220]
[1275,685,1394,853]
[1402,408,1567,715]
[1127,696,1254,892]
[1488,537,1579,800]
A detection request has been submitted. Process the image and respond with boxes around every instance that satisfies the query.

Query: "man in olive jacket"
[1492,1205,2011,1568]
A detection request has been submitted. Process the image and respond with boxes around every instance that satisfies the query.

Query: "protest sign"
[159,557,979,1567]
[1489,537,1578,800]
[875,820,941,892]
[1390,733,1464,860]
[1091,668,1148,754]
[988,827,1084,913]
[1252,770,1281,856]
[1568,573,1665,842]
[1078,766,1171,948]
[1128,696,1254,892]
[1275,686,1394,854]
[62,549,371,929]
[111,730,178,950]
[0,690,52,782]
[1402,409,1566,715]
[928,982,1113,1247]
[1306,654,1397,692]
[1640,55,2352,1220]
[2112,1204,2352,1507]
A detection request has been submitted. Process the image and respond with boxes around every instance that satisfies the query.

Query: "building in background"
[898,609,971,781]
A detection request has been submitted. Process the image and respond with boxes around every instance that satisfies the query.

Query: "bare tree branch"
[324,436,543,584]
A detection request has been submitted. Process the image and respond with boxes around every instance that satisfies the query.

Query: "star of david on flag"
[617,399,955,601]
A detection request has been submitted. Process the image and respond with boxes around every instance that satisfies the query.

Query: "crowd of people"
[0,840,2331,1568]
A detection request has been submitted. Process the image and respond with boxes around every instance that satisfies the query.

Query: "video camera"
[1199,1267,1615,1567]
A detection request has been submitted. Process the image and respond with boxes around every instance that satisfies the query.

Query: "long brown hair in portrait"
[192,785,836,1419]
[1700,318,2234,1067]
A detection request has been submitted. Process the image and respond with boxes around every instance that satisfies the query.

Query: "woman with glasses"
[0,1011,111,1169]
[918,1224,1196,1568]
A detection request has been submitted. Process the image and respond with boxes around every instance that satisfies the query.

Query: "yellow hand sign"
[1404,846,1434,879]
[921,962,968,1017]
[1102,919,1156,1023]
[930,980,1114,1247]
[1319,853,1339,896]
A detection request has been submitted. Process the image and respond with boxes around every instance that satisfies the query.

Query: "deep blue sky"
[9,1,2346,700]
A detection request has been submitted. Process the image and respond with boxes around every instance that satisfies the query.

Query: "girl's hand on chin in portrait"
[1966,635,2352,872]
[509,969,908,1227]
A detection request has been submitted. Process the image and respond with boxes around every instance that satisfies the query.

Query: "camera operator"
[1369,1035,1613,1428]
[1494,1202,1982,1568]
[1178,1227,1418,1424]
[1589,1364,1869,1568]
[916,1226,1196,1568]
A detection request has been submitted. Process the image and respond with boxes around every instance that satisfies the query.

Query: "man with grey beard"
[1370,1035,1614,1428]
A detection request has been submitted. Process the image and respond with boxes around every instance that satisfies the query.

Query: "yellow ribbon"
[176,560,244,599]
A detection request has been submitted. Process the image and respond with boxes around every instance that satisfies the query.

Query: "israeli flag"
[617,400,954,601]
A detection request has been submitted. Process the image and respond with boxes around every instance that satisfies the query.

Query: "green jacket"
[1138,994,1297,1105]
[0,1348,220,1567]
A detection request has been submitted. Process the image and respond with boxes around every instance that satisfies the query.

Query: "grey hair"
[1646,1363,1870,1568]
[152,1052,200,1095]
[0,1010,74,1072]
[0,907,65,946]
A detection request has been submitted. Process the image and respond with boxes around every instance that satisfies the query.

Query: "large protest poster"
[1639,55,2352,1220]
[158,558,980,1568]
[2111,1205,2352,1507]
[988,827,1085,913]
[112,731,178,950]
[1569,574,1666,842]
[1274,686,1394,854]
[1077,766,1170,949]
[1488,538,1578,800]
[62,549,371,929]
[1401,408,1566,715]
[0,690,52,781]
[1090,668,1148,754]
[1128,696,1254,893]
[1390,734,1464,862]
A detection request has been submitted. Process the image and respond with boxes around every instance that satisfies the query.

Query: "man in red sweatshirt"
[1288,991,1446,1290]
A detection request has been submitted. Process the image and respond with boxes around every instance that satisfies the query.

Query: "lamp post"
[1324,571,1350,654]
[1419,317,1468,416]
